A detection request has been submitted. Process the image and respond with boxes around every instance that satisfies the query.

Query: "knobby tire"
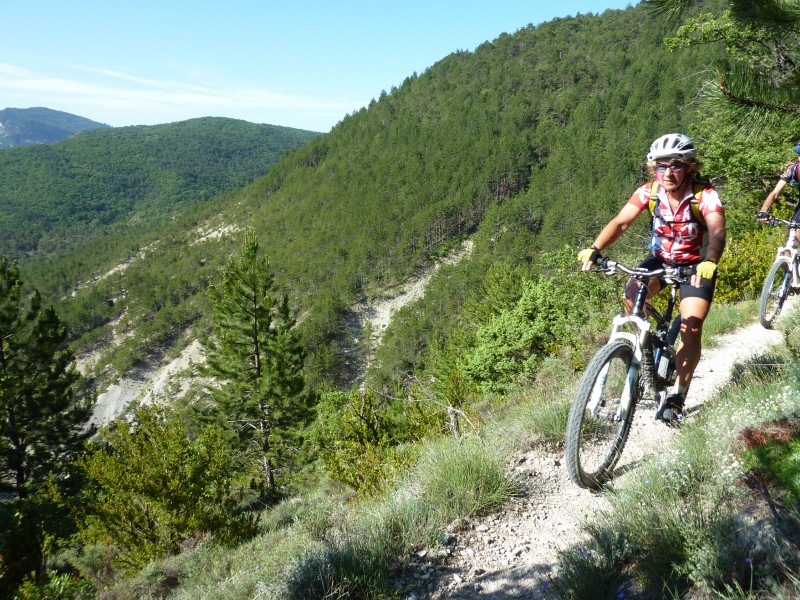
[565,340,638,490]
[759,259,791,329]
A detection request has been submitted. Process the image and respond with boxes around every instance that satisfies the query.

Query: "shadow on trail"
[419,560,557,599]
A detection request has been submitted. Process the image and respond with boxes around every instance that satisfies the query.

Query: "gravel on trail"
[399,316,786,600]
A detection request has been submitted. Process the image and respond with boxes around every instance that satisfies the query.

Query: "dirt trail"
[403,312,788,600]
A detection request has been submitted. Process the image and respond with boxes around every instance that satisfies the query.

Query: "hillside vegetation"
[37,0,746,390]
[0,106,109,149]
[0,117,319,260]
[5,0,800,597]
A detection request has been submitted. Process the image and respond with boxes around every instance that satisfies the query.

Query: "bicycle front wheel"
[565,340,639,490]
[759,259,791,329]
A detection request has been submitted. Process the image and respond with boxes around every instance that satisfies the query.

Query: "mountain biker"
[757,142,800,240]
[577,133,726,424]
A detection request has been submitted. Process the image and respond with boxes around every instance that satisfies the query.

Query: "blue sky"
[2,1,634,133]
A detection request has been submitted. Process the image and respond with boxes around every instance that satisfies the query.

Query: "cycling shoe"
[656,394,685,425]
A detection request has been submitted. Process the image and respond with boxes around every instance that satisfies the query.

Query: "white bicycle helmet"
[647,133,697,162]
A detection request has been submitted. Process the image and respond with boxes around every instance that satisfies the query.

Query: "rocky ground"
[397,316,787,599]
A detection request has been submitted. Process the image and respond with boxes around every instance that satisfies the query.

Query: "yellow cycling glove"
[695,260,717,280]
[578,247,601,263]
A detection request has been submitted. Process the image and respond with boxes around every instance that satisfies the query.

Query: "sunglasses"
[655,161,689,173]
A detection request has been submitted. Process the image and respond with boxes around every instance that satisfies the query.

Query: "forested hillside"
[0,106,109,149]
[42,0,741,389]
[0,117,319,259]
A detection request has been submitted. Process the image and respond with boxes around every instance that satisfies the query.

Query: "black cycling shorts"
[630,255,716,304]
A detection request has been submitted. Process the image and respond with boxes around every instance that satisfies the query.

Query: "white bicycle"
[565,256,691,490]
[759,217,800,329]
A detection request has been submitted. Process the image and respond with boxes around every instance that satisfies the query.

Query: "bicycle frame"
[588,260,682,422]
[566,256,691,489]
[773,225,800,289]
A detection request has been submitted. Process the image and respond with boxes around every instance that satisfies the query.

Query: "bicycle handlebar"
[592,255,693,284]
[762,216,800,228]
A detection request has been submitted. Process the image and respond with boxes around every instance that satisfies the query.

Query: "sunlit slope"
[44,1,726,389]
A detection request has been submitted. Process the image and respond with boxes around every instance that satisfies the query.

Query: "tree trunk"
[448,407,461,438]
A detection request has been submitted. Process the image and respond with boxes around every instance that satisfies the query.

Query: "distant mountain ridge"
[0,107,110,148]
[0,116,320,259]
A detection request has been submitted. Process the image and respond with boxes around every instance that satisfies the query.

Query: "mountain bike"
[565,256,691,490]
[759,217,800,329]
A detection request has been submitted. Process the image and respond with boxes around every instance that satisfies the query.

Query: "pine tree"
[0,257,94,593]
[0,257,94,499]
[203,233,306,498]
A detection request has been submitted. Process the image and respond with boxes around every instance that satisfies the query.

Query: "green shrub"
[310,389,412,496]
[716,227,778,303]
[13,571,94,600]
[464,277,573,393]
[76,406,258,574]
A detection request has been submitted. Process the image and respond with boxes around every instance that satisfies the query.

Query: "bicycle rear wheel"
[565,340,639,490]
[759,259,791,329]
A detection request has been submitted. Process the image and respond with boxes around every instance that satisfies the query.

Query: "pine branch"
[730,0,800,27]
[716,66,800,114]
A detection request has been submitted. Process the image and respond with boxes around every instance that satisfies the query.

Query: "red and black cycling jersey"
[627,179,724,264]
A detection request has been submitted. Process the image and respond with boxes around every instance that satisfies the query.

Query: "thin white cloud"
[0,59,360,130]
[0,63,33,77]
